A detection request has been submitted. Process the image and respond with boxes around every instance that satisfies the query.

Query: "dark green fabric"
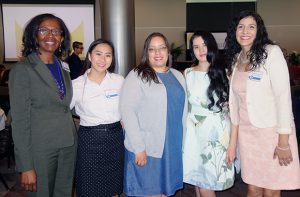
[8,53,76,172]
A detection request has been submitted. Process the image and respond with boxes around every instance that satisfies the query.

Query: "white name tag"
[61,62,70,72]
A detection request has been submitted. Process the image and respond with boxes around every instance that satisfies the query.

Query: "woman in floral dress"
[183,31,235,197]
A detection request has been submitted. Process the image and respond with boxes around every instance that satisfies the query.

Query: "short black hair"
[72,41,83,50]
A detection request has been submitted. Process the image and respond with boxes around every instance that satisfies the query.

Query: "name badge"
[248,72,262,81]
[61,62,70,72]
[105,89,118,98]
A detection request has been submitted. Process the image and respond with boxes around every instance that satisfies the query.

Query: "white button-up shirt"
[70,69,124,126]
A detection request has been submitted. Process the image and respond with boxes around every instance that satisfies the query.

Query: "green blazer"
[9,53,76,172]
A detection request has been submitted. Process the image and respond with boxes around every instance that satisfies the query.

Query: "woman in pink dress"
[225,10,300,197]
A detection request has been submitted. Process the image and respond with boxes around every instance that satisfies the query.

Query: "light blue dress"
[183,68,234,190]
[123,71,185,196]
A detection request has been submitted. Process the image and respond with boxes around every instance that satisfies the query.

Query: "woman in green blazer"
[9,13,76,197]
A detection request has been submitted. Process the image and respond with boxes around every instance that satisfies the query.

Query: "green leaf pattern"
[194,114,206,126]
[201,139,234,189]
[183,68,234,190]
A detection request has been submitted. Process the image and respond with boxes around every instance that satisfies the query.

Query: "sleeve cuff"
[277,127,293,134]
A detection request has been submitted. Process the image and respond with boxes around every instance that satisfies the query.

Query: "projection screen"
[2,4,95,61]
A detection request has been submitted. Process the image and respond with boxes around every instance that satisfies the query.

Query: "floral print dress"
[183,68,234,190]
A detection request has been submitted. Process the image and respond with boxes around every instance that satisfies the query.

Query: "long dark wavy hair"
[224,10,273,75]
[190,31,229,112]
[81,38,116,73]
[22,13,71,58]
[134,32,170,84]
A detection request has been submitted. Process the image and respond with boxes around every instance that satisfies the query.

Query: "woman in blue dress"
[120,32,188,197]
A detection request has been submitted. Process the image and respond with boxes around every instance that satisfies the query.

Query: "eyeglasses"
[38,27,63,36]
[148,46,168,54]
[77,47,84,49]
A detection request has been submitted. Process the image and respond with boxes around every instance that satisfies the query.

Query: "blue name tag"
[248,72,262,81]
[105,89,118,98]
[106,93,118,98]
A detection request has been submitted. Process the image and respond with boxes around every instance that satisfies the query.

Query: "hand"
[273,146,293,166]
[135,150,147,166]
[226,144,236,165]
[21,169,37,192]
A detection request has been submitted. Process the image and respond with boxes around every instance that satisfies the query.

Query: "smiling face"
[147,36,169,69]
[192,36,208,63]
[36,18,64,57]
[89,43,113,75]
[236,16,257,51]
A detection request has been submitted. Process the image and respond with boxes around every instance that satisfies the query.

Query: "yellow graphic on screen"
[15,21,23,59]
[71,22,84,47]
[70,22,85,58]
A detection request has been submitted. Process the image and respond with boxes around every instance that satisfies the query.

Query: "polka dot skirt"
[75,122,124,196]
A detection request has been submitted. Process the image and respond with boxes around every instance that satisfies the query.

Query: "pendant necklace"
[53,59,65,99]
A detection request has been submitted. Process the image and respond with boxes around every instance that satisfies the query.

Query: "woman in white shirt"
[70,38,124,197]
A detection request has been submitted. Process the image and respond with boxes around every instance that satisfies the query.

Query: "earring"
[58,44,62,53]
[36,46,41,55]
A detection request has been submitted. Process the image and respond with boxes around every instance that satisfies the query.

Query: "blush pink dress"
[232,69,300,190]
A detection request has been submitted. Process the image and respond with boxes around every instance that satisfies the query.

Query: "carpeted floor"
[1,158,300,197]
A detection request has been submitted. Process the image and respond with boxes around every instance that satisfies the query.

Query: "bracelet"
[276,145,290,151]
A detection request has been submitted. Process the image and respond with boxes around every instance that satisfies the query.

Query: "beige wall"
[257,0,300,54]
[135,0,186,64]
[1,0,299,65]
[134,0,300,64]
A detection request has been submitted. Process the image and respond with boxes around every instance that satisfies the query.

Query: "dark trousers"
[28,144,76,197]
